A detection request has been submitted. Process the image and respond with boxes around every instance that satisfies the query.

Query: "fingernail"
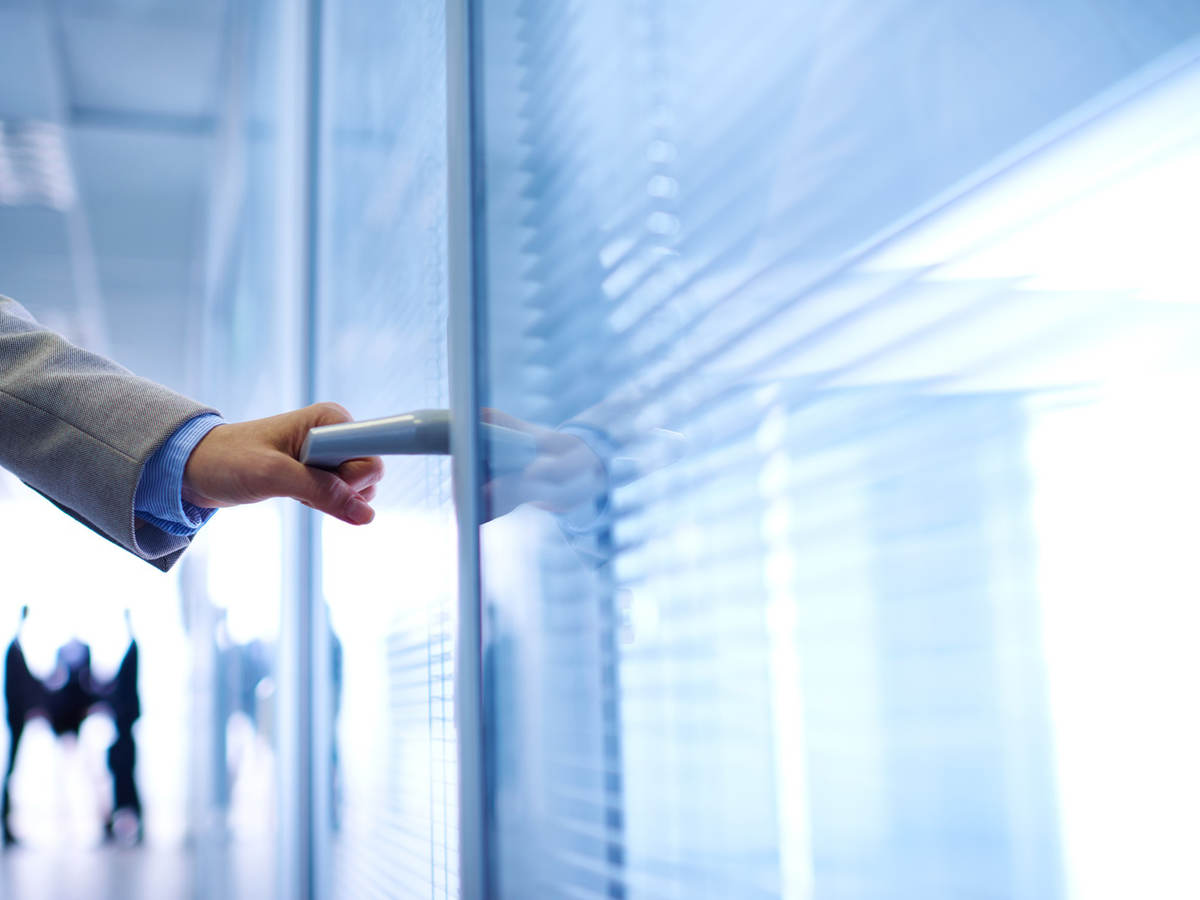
[348,498,374,524]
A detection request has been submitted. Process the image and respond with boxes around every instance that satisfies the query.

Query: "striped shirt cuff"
[134,413,224,537]
[556,421,614,535]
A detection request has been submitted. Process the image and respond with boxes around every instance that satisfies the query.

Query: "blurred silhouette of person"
[329,625,343,832]
[3,606,40,846]
[1,610,145,846]
[102,611,142,843]
[215,623,274,813]
[45,638,96,739]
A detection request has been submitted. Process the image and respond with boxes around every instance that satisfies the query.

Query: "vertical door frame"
[447,0,490,896]
[277,0,328,896]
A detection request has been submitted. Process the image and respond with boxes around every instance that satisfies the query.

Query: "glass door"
[304,2,1200,897]
[467,3,1200,899]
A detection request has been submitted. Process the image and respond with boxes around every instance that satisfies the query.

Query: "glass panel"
[472,2,1200,898]
[190,1,301,894]
[316,1,458,897]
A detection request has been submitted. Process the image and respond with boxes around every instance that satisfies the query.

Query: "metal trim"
[447,0,489,896]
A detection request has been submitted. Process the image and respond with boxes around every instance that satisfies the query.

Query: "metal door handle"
[300,408,538,475]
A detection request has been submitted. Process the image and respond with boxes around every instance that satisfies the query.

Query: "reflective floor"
[0,842,273,900]
[0,847,192,900]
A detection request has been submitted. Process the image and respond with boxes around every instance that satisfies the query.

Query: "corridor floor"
[0,845,192,899]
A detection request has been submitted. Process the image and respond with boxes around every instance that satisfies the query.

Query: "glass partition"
[470,2,1200,898]
[316,1,457,897]
[191,0,299,894]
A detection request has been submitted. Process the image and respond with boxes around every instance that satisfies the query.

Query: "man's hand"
[182,402,384,525]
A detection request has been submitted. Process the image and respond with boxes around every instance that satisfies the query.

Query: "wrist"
[135,413,225,536]
[180,421,227,507]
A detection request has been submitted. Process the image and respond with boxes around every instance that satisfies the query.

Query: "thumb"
[275,456,375,525]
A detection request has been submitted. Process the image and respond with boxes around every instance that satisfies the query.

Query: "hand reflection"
[479,409,607,523]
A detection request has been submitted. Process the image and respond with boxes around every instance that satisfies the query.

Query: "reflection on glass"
[473,2,1200,898]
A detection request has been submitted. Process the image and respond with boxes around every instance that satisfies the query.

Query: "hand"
[182,402,385,525]
[480,409,606,521]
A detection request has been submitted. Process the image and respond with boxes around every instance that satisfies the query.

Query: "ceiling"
[0,0,230,390]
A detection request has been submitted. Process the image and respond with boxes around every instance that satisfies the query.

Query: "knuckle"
[346,457,385,482]
[357,460,386,482]
[313,401,352,422]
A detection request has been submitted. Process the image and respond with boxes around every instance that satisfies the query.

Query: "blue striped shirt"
[134,413,224,536]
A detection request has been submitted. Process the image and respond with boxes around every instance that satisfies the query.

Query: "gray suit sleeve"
[0,295,219,571]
